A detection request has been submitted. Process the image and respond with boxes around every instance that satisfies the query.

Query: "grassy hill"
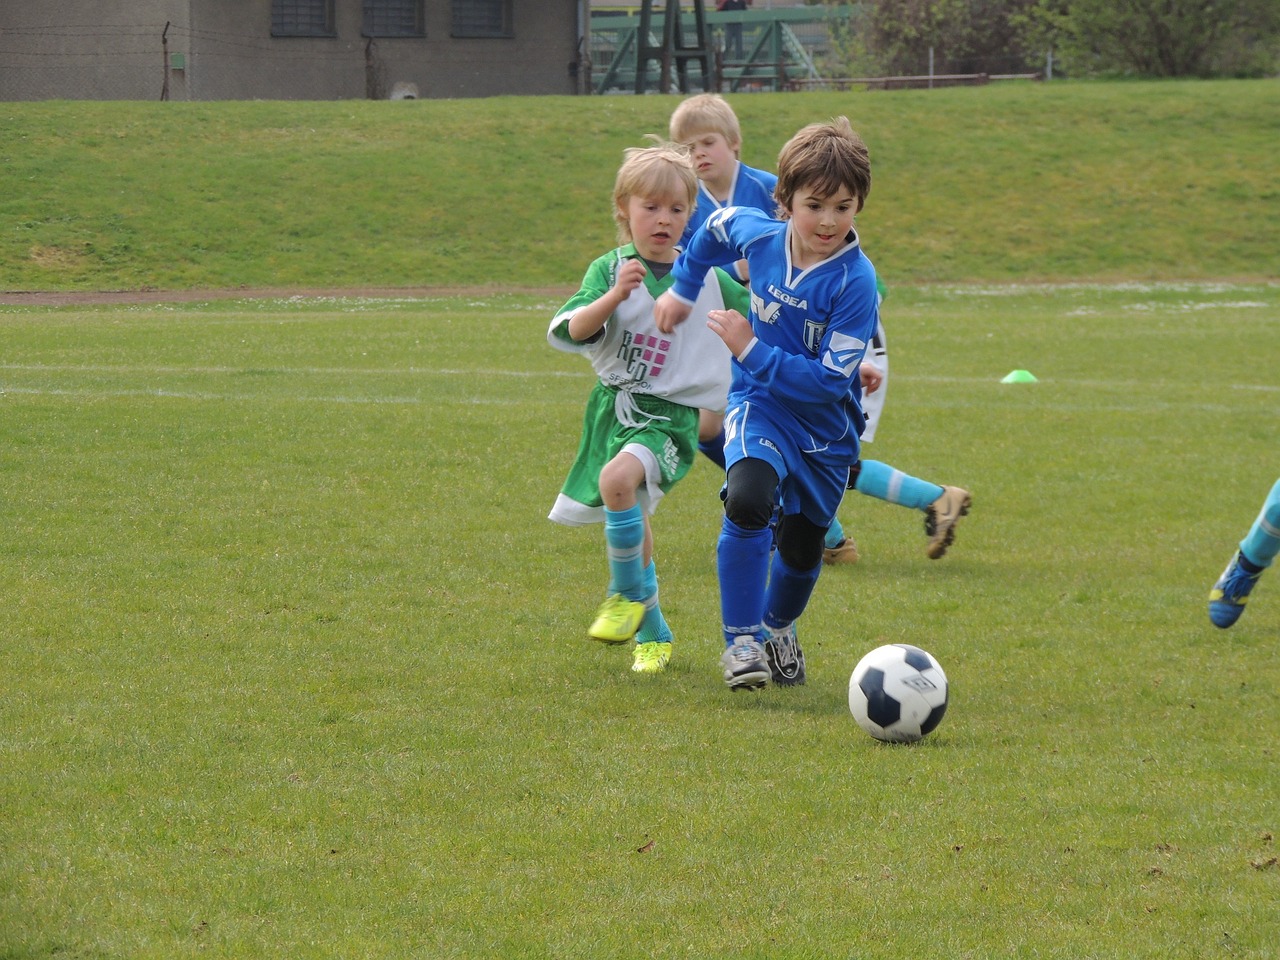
[2,79,1278,292]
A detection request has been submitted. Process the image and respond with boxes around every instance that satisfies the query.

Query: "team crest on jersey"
[803,319,827,354]
[618,331,671,381]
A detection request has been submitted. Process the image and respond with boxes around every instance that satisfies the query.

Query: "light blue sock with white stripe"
[636,560,672,644]
[854,460,943,512]
[604,505,646,601]
[1240,478,1280,569]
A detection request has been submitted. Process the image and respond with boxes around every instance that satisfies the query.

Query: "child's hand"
[860,361,884,394]
[614,258,647,300]
[654,292,693,333]
[706,309,754,357]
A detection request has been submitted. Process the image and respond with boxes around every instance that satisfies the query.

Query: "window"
[363,0,425,38]
[451,0,513,38]
[272,0,336,37]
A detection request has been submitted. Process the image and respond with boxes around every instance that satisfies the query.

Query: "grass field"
[2,78,1278,957]
[2,280,1277,958]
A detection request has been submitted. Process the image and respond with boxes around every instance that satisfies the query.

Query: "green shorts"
[549,382,699,526]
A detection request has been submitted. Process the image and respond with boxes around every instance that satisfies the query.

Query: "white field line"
[0,363,581,378]
[1,372,1277,407]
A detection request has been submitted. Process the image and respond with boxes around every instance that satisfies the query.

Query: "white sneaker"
[720,638,770,691]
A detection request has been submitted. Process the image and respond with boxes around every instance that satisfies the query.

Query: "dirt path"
[0,286,573,307]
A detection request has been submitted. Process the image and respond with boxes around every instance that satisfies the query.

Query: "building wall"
[0,0,191,101]
[0,1,585,101]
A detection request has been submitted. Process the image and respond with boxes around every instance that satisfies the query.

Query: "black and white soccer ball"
[848,644,948,743]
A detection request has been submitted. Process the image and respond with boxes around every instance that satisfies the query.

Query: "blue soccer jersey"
[668,204,879,477]
[680,161,779,251]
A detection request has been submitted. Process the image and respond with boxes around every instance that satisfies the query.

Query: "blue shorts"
[723,398,850,527]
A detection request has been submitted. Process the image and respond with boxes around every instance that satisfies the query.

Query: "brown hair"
[774,116,871,215]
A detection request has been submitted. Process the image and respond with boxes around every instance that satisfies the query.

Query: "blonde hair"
[612,141,698,244]
[668,93,742,156]
[775,116,871,215]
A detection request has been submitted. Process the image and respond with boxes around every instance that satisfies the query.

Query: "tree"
[1019,0,1280,77]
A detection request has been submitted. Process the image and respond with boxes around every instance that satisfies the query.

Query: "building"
[0,0,589,100]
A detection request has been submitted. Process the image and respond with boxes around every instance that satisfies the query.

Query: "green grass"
[2,282,1278,958]
[2,79,1278,292]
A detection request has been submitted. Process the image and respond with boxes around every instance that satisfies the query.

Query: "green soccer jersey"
[548,243,750,414]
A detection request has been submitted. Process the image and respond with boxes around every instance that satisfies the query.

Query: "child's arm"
[738,281,879,404]
[565,258,646,342]
[656,206,776,334]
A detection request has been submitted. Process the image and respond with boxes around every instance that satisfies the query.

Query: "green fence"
[588,5,857,94]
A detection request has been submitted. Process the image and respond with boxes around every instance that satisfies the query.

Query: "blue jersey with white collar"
[668,204,879,468]
[680,161,779,249]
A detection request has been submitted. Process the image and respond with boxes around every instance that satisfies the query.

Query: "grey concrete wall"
[0,0,190,100]
[1,2,584,101]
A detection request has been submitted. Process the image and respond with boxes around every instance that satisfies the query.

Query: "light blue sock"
[854,459,944,511]
[825,515,846,549]
[636,560,672,644]
[604,505,645,601]
[717,516,772,646]
[1240,478,1280,569]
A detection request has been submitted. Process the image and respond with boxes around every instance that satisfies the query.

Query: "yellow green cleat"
[631,641,672,674]
[588,593,645,645]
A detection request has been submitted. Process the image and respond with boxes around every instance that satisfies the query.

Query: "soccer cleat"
[763,623,806,686]
[588,594,646,645]
[1208,551,1262,629]
[720,637,771,691]
[924,485,971,559]
[822,536,860,565]
[631,640,672,674]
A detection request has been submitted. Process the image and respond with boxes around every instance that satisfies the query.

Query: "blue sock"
[854,459,944,511]
[825,515,845,549]
[717,517,772,646]
[698,427,727,470]
[1240,478,1280,569]
[763,553,821,631]
[637,560,672,644]
[604,505,645,601]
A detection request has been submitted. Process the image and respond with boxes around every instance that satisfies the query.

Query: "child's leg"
[851,459,942,508]
[822,513,860,564]
[1239,478,1280,569]
[718,459,778,645]
[631,553,675,674]
[850,460,970,560]
[697,409,727,470]
[717,458,776,691]
[588,453,649,644]
[764,513,827,631]
[1209,478,1280,629]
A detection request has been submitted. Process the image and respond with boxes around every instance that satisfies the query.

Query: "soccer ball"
[848,644,949,743]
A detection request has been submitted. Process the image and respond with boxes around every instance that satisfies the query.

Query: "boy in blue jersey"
[653,116,878,690]
[669,95,970,576]
[669,94,778,271]
[669,93,778,467]
[1208,478,1280,628]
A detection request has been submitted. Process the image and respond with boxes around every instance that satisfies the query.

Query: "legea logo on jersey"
[751,291,783,325]
[618,331,670,380]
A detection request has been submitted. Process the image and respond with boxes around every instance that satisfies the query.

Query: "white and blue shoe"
[720,638,770,691]
[1208,551,1263,629]
[763,623,806,686]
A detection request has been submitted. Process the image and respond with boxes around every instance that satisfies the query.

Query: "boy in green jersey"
[547,142,749,674]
